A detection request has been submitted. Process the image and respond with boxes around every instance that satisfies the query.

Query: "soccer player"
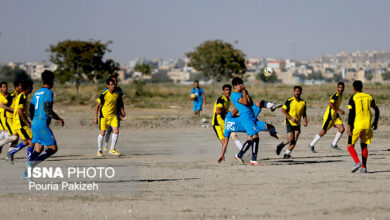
[347,80,379,173]
[21,70,64,179]
[94,78,125,157]
[308,82,345,152]
[190,80,206,117]
[212,84,243,150]
[102,74,124,152]
[276,86,308,159]
[7,79,35,164]
[230,77,262,165]
[0,81,10,153]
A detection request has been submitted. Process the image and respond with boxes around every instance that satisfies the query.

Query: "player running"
[0,81,10,153]
[190,80,206,117]
[308,82,345,152]
[6,80,35,164]
[276,86,308,159]
[347,80,379,173]
[102,74,124,152]
[95,78,125,157]
[21,70,64,179]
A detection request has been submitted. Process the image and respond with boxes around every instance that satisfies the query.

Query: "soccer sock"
[104,126,112,147]
[29,150,41,162]
[32,148,57,165]
[265,101,274,109]
[237,140,252,158]
[234,139,243,150]
[332,132,343,146]
[310,134,321,146]
[348,145,360,164]
[8,142,27,156]
[97,135,104,152]
[361,144,368,169]
[285,149,291,155]
[27,146,34,161]
[110,133,118,150]
[251,137,259,161]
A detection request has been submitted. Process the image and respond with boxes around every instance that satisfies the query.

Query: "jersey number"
[35,96,40,109]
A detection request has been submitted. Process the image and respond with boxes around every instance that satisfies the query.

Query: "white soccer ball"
[264,66,274,77]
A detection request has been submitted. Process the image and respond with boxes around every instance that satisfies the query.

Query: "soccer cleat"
[249,160,261,166]
[5,152,14,165]
[360,168,367,173]
[271,103,283,112]
[103,146,108,152]
[109,149,121,156]
[330,144,343,151]
[308,145,316,153]
[269,131,279,139]
[351,162,362,173]
[234,154,244,164]
[276,142,285,155]
[21,172,33,182]
[97,151,103,157]
[283,154,291,159]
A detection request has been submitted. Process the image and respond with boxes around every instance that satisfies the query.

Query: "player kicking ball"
[308,82,345,152]
[94,78,125,157]
[21,70,64,180]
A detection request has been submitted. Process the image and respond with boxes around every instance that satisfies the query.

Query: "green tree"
[48,40,120,94]
[186,39,247,93]
[256,68,277,83]
[0,65,31,83]
[382,71,390,81]
[134,63,152,79]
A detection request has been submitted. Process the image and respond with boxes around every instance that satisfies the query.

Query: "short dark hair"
[353,80,363,92]
[14,79,23,88]
[42,70,55,85]
[0,81,7,87]
[294,86,302,92]
[22,79,33,91]
[232,77,244,86]
[222,84,232,91]
[109,73,118,80]
[106,78,115,85]
[194,80,199,83]
[338,82,345,87]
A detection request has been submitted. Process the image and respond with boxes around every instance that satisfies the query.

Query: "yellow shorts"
[348,129,373,145]
[322,116,343,131]
[99,116,119,131]
[213,125,225,140]
[16,126,33,141]
[4,117,15,135]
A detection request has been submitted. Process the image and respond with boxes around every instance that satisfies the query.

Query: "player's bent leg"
[330,124,344,151]
[104,126,113,152]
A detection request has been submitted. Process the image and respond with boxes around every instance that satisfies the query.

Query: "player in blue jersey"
[190,80,206,117]
[101,74,125,152]
[21,70,64,179]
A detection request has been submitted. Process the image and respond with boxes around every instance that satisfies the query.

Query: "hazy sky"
[1,0,389,64]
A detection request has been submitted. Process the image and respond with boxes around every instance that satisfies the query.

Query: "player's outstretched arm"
[0,103,13,113]
[44,102,64,126]
[329,102,344,115]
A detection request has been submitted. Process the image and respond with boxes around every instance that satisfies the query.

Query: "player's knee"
[339,127,345,133]
[290,139,296,146]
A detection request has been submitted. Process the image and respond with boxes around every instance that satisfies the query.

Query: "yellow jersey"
[2,91,17,119]
[0,93,7,120]
[348,92,377,130]
[283,97,307,126]
[323,91,342,119]
[212,95,230,126]
[97,90,121,118]
[13,92,29,130]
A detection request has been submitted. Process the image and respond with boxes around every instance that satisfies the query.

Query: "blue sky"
[0,0,389,64]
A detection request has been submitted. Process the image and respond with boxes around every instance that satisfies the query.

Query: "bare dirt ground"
[0,104,389,219]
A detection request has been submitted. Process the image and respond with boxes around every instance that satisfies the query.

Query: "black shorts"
[286,121,301,133]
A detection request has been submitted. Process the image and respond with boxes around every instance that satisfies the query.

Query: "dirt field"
[0,101,389,219]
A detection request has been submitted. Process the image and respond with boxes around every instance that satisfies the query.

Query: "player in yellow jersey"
[0,81,10,153]
[276,86,307,159]
[347,81,379,173]
[94,78,125,157]
[308,82,345,152]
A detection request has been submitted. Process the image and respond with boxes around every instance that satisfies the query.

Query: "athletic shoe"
[269,131,279,139]
[109,149,120,156]
[276,142,285,155]
[330,144,342,151]
[6,152,14,165]
[308,145,316,153]
[360,168,367,173]
[271,103,283,112]
[283,154,291,159]
[351,162,362,173]
[21,172,33,182]
[249,160,261,166]
[234,154,244,164]
[97,151,103,157]
[103,146,108,152]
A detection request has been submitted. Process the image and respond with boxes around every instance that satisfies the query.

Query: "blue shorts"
[193,100,203,111]
[240,115,261,137]
[31,121,56,146]
[252,104,262,118]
